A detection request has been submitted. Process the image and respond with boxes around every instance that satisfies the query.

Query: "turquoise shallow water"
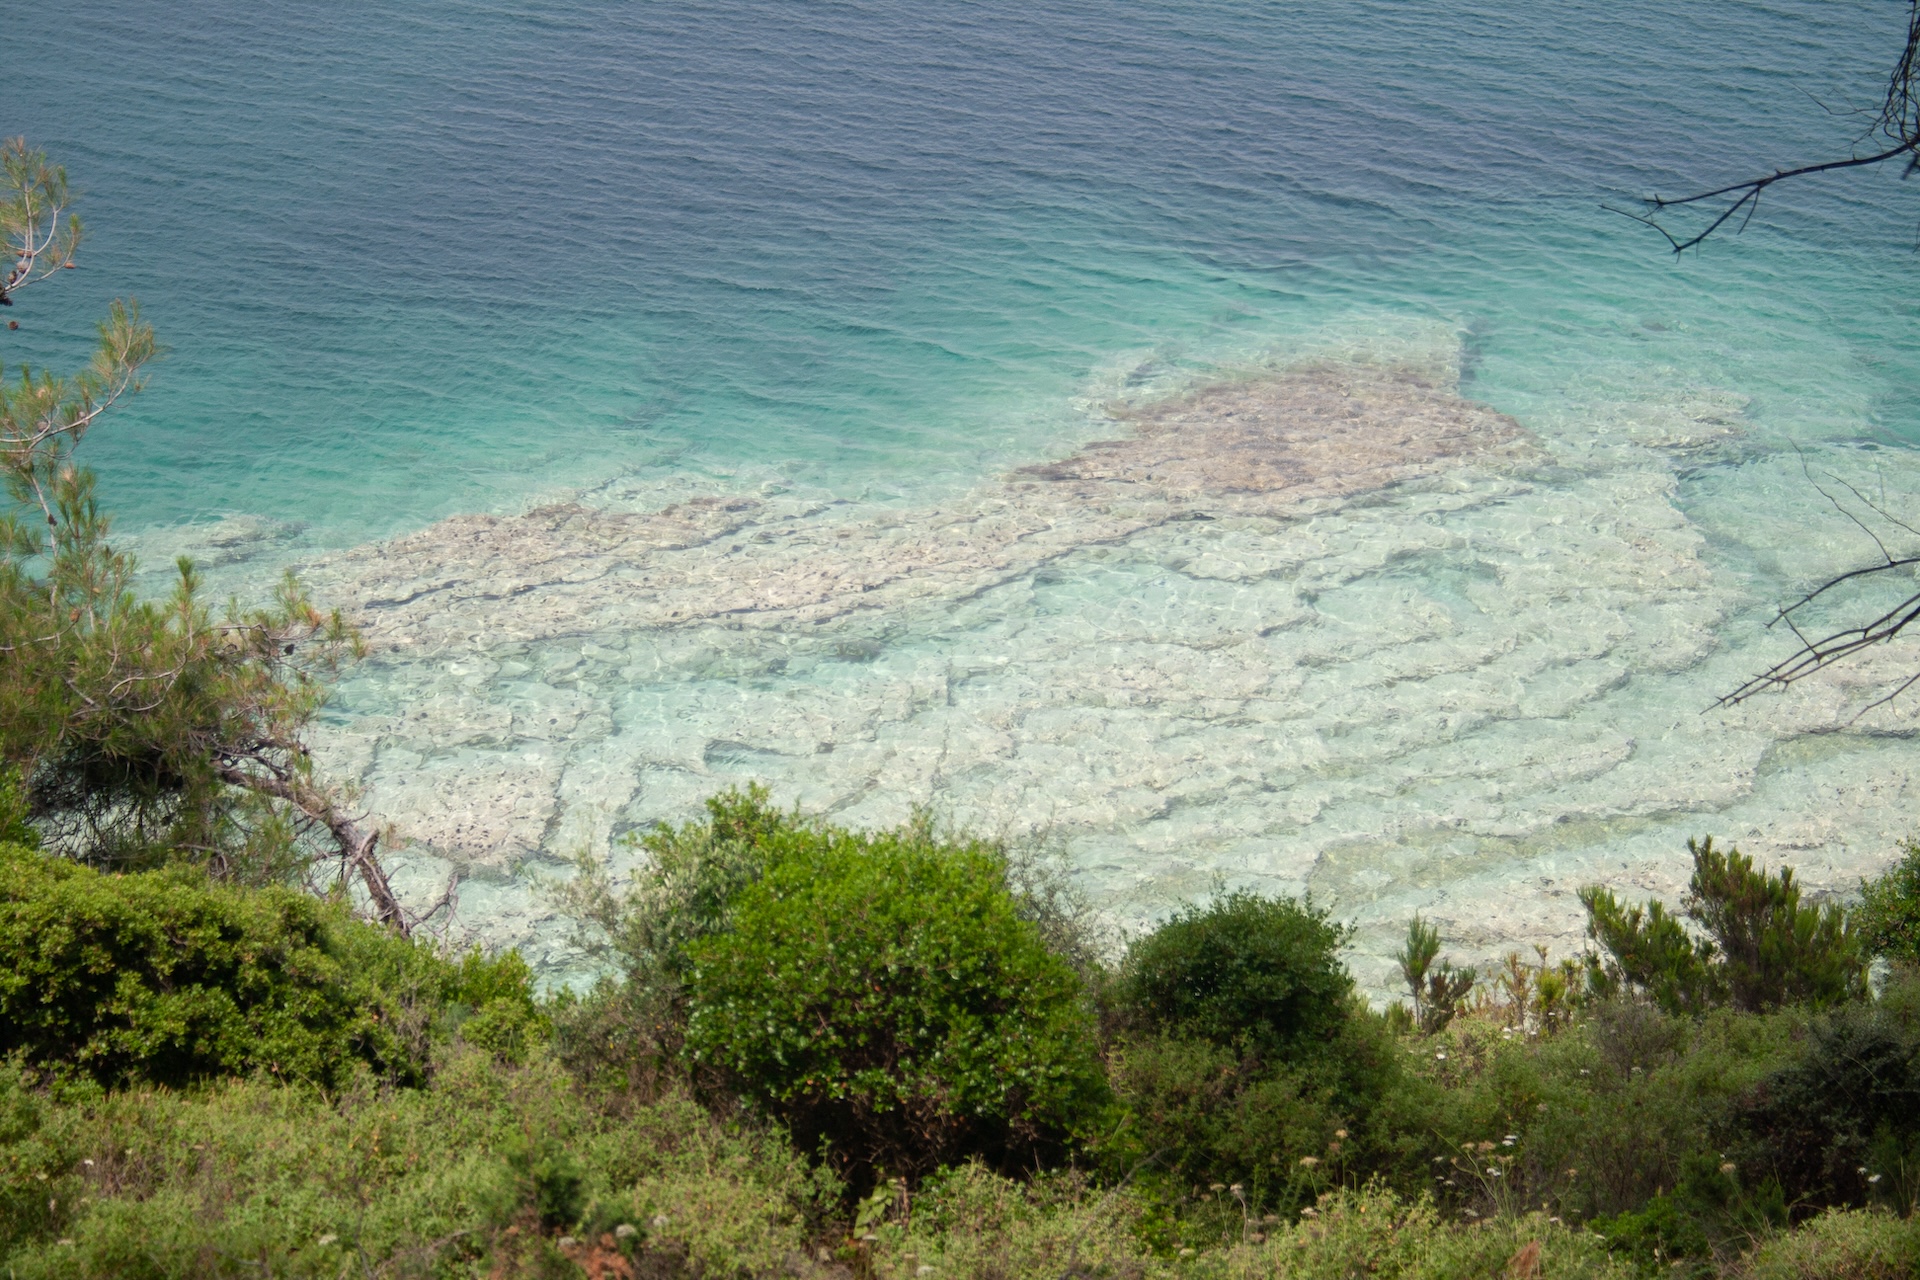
[12,1,1920,988]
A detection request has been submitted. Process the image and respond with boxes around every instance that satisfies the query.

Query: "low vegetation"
[5,789,1920,1278]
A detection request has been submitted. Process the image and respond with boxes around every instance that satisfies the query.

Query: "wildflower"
[1210,1183,1226,1191]
[1435,1051,1448,1060]
[317,1235,338,1248]
[1299,1157,1320,1168]
[1719,1163,1736,1175]
[1488,1168,1502,1177]
[1179,1247,1196,1256]
[1301,1207,1319,1218]
[1870,1174,1884,1184]
[1334,1129,1348,1140]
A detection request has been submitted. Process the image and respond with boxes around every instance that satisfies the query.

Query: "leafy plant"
[1117,890,1354,1060]
[0,840,538,1089]
[1856,840,1920,969]
[1737,1000,1920,1215]
[1581,837,1865,1015]
[682,818,1108,1188]
[0,139,390,912]
[1394,914,1477,1035]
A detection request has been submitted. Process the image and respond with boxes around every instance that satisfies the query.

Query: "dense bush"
[683,816,1109,1187]
[0,841,541,1089]
[1856,839,1920,968]
[1736,996,1920,1216]
[1582,836,1866,1015]
[1102,891,1414,1221]
[1103,1026,1385,1219]
[1117,890,1354,1058]
[0,1054,834,1279]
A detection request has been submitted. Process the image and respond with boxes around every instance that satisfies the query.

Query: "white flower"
[317,1235,337,1248]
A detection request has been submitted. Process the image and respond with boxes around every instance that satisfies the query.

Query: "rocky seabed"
[158,333,1920,998]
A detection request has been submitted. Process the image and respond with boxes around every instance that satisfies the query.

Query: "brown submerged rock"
[306,363,1534,658]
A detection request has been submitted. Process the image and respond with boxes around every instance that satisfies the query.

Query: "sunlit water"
[11,1,1920,992]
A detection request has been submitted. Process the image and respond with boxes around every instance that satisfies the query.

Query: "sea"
[10,0,1920,993]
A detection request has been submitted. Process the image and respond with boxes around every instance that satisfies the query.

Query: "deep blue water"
[7,0,1917,544]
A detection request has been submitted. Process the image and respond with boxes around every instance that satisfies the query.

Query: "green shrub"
[1103,1030,1349,1219]
[1393,914,1477,1035]
[683,820,1108,1187]
[1737,1206,1920,1280]
[0,1052,830,1280]
[1582,837,1866,1015]
[1856,841,1920,968]
[1102,893,1416,1222]
[0,841,540,1088]
[1736,1000,1920,1215]
[1117,891,1354,1060]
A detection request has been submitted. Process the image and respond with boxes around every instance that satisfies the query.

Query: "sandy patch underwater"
[139,321,1920,1001]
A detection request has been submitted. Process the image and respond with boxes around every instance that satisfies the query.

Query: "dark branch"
[1623,3,1920,253]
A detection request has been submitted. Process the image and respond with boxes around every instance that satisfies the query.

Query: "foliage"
[1735,1206,1920,1280]
[1103,1028,1367,1220]
[1392,998,1802,1252]
[1117,890,1355,1060]
[1394,914,1477,1035]
[1582,837,1866,1016]
[0,139,387,910]
[1856,840,1920,968]
[1735,995,1920,1217]
[683,813,1109,1188]
[0,1053,833,1280]
[0,841,540,1090]
[1102,894,1418,1225]
[866,1177,1634,1280]
[551,785,790,1091]
[6,790,1920,1276]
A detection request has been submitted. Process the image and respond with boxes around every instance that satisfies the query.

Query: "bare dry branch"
[1622,4,1920,254]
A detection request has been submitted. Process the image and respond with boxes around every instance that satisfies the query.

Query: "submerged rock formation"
[283,345,1920,997]
[309,362,1534,654]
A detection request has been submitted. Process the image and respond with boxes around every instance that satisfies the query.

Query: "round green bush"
[0,842,540,1089]
[1118,890,1354,1060]
[682,826,1108,1184]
